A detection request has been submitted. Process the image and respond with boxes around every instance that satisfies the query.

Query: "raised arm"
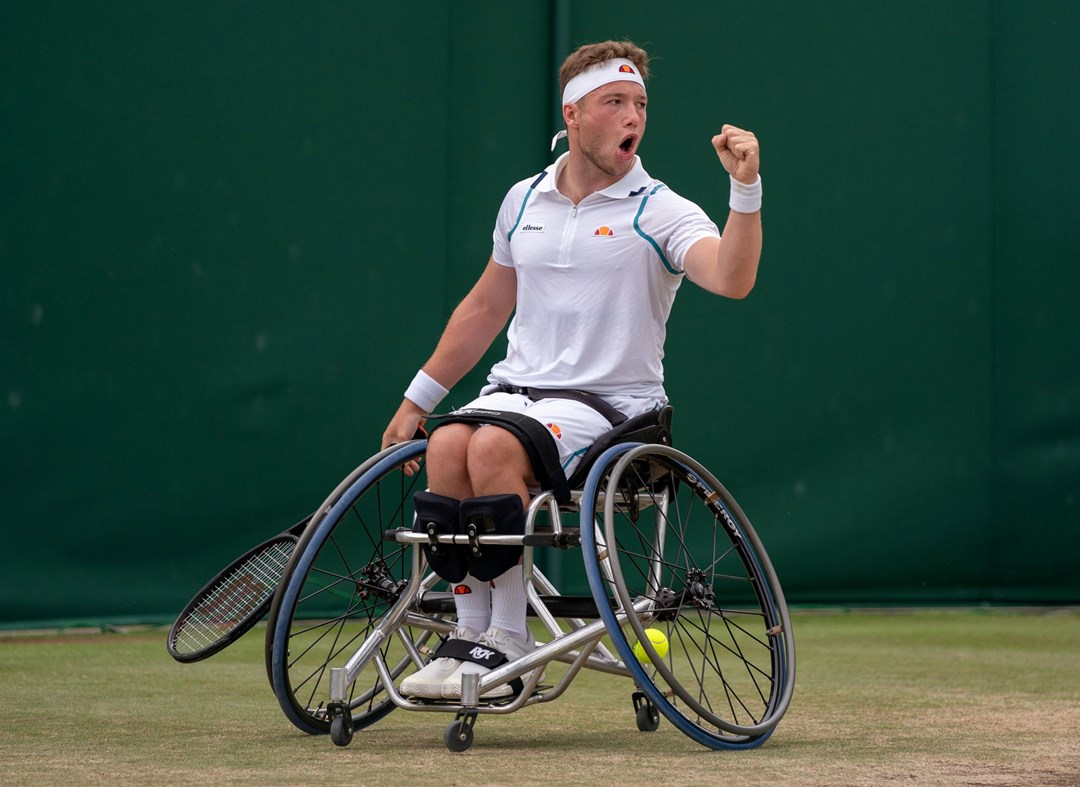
[683,124,763,299]
[382,258,517,448]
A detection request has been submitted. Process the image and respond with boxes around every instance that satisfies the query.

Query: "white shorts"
[461,386,666,478]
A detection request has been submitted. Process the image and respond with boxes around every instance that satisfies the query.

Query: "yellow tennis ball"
[632,628,669,663]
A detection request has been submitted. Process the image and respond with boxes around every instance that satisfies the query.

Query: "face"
[570,80,647,179]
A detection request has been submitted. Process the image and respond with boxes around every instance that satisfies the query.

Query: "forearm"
[683,208,761,298]
[713,209,762,299]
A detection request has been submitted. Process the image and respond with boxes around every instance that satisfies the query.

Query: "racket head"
[167,531,300,663]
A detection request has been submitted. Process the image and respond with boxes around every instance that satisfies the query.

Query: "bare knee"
[426,424,475,499]
[466,427,535,500]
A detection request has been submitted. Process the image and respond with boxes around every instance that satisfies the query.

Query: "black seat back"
[566,405,674,490]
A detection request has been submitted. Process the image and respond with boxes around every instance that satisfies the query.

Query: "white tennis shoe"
[399,626,476,699]
[440,626,544,700]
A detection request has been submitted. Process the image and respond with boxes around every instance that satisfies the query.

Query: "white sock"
[452,575,490,638]
[490,564,529,642]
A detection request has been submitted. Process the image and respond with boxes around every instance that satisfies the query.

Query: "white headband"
[551,58,646,151]
[561,57,645,106]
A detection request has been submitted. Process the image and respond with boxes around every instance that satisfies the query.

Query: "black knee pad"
[459,494,525,582]
[413,491,467,583]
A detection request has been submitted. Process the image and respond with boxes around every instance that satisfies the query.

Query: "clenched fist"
[712,125,760,185]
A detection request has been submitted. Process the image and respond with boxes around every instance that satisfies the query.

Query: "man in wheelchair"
[381,39,763,700]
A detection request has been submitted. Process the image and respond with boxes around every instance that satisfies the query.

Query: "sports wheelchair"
[263,406,795,752]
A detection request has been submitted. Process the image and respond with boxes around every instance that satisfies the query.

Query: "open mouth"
[618,134,637,157]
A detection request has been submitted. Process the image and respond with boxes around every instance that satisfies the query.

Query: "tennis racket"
[167,514,312,663]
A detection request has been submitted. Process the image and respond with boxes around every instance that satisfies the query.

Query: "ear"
[562,102,578,128]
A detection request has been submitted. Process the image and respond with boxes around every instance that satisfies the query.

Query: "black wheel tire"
[444,720,474,752]
[330,713,354,747]
[636,702,660,732]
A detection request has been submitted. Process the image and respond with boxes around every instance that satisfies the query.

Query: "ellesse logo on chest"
[519,222,545,233]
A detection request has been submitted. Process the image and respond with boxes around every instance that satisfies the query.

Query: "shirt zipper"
[558,204,578,267]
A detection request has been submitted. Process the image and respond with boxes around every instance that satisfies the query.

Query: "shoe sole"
[441,670,546,700]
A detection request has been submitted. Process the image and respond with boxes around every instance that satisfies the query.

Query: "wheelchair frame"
[264,435,795,752]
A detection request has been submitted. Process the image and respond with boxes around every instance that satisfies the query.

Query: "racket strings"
[172,540,295,654]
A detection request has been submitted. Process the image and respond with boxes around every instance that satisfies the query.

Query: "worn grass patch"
[2,610,1078,785]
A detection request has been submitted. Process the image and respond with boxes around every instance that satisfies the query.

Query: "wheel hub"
[651,569,715,621]
[685,568,716,610]
[357,559,406,602]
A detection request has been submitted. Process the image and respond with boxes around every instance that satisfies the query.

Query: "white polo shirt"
[487,154,720,400]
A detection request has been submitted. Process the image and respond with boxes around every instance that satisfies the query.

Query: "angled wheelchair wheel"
[580,443,795,750]
[266,440,447,735]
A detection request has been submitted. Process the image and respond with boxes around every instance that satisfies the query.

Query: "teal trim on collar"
[633,184,681,275]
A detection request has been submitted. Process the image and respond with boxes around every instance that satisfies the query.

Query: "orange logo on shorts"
[546,423,563,439]
[594,226,615,236]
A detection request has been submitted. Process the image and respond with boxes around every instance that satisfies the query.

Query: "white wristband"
[729,174,762,214]
[404,370,449,413]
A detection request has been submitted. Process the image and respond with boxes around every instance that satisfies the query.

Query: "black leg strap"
[413,491,467,583]
[460,494,524,581]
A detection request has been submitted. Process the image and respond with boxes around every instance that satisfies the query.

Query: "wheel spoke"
[269,443,442,735]
[585,444,794,746]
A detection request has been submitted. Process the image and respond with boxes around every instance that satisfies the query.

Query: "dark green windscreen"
[2,1,1076,626]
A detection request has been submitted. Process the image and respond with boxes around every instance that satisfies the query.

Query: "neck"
[556,149,629,204]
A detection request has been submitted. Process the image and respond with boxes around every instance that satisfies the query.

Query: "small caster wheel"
[632,691,660,732]
[444,719,475,752]
[635,702,660,732]
[330,710,354,747]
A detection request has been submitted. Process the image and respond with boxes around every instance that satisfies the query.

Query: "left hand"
[711,125,760,184]
[382,399,428,476]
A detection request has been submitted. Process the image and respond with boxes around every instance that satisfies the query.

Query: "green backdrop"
[2,1,1077,627]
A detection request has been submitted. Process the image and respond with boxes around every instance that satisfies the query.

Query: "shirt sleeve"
[632,187,718,273]
[662,194,720,273]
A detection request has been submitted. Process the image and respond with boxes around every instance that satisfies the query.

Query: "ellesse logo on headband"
[618,64,635,74]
